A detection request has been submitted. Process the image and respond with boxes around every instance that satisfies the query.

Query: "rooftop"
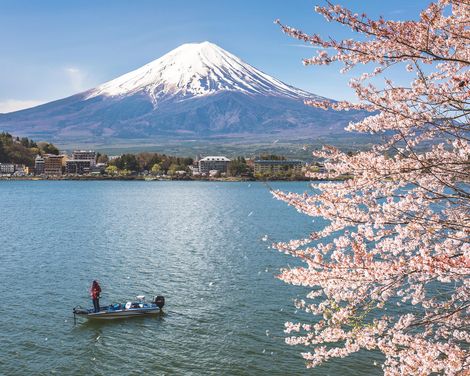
[199,156,230,162]
[254,159,303,164]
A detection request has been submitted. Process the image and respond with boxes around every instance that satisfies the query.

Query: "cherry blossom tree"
[273,1,469,374]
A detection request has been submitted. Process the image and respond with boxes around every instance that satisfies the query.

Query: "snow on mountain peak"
[87,41,317,105]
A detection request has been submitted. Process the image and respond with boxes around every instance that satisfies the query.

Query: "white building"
[72,150,96,166]
[0,163,15,174]
[198,156,230,174]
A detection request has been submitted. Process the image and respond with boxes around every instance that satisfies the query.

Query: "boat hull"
[84,308,161,320]
[73,300,164,320]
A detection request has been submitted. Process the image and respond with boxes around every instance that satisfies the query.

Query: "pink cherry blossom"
[274,1,469,374]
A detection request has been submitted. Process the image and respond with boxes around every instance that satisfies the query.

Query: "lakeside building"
[66,159,92,175]
[34,155,45,175]
[24,166,35,175]
[254,159,303,175]
[93,163,107,173]
[13,165,25,176]
[44,154,64,175]
[72,150,96,166]
[198,156,230,174]
[0,163,15,174]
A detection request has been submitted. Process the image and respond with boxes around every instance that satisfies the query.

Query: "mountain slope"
[0,42,363,143]
[88,41,317,102]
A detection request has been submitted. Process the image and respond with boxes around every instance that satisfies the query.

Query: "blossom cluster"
[275,1,469,374]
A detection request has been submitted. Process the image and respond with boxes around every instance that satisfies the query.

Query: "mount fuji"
[0,42,362,144]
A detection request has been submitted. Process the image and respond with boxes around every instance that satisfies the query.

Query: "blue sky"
[0,0,427,113]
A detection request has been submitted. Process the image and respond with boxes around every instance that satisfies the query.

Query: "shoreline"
[0,175,347,182]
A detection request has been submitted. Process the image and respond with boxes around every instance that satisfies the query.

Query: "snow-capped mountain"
[88,41,316,103]
[0,42,362,143]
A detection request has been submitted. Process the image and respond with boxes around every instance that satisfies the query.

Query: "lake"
[0,181,381,375]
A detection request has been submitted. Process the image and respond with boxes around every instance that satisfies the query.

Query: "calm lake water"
[0,181,381,375]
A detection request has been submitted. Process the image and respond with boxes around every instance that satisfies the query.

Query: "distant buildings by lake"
[71,150,97,165]
[253,159,303,175]
[30,150,104,177]
[0,163,15,174]
[66,160,92,174]
[65,151,97,174]
[1,149,315,180]
[198,156,230,175]
[0,132,314,180]
[34,155,45,175]
[44,154,63,176]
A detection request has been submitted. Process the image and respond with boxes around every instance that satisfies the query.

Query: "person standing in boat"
[90,280,102,313]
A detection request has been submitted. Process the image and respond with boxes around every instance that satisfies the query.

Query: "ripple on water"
[0,181,381,375]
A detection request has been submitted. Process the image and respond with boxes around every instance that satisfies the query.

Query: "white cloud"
[0,66,92,114]
[64,67,87,92]
[284,44,325,50]
[0,66,89,113]
[0,99,45,113]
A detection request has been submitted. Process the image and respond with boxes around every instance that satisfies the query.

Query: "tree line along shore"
[0,132,339,181]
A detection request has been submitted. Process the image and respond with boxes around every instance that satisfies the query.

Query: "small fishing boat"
[73,295,165,321]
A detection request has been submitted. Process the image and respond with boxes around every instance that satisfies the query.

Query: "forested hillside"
[0,132,59,166]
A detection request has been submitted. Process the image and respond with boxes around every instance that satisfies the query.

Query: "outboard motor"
[154,295,165,309]
[73,306,89,315]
